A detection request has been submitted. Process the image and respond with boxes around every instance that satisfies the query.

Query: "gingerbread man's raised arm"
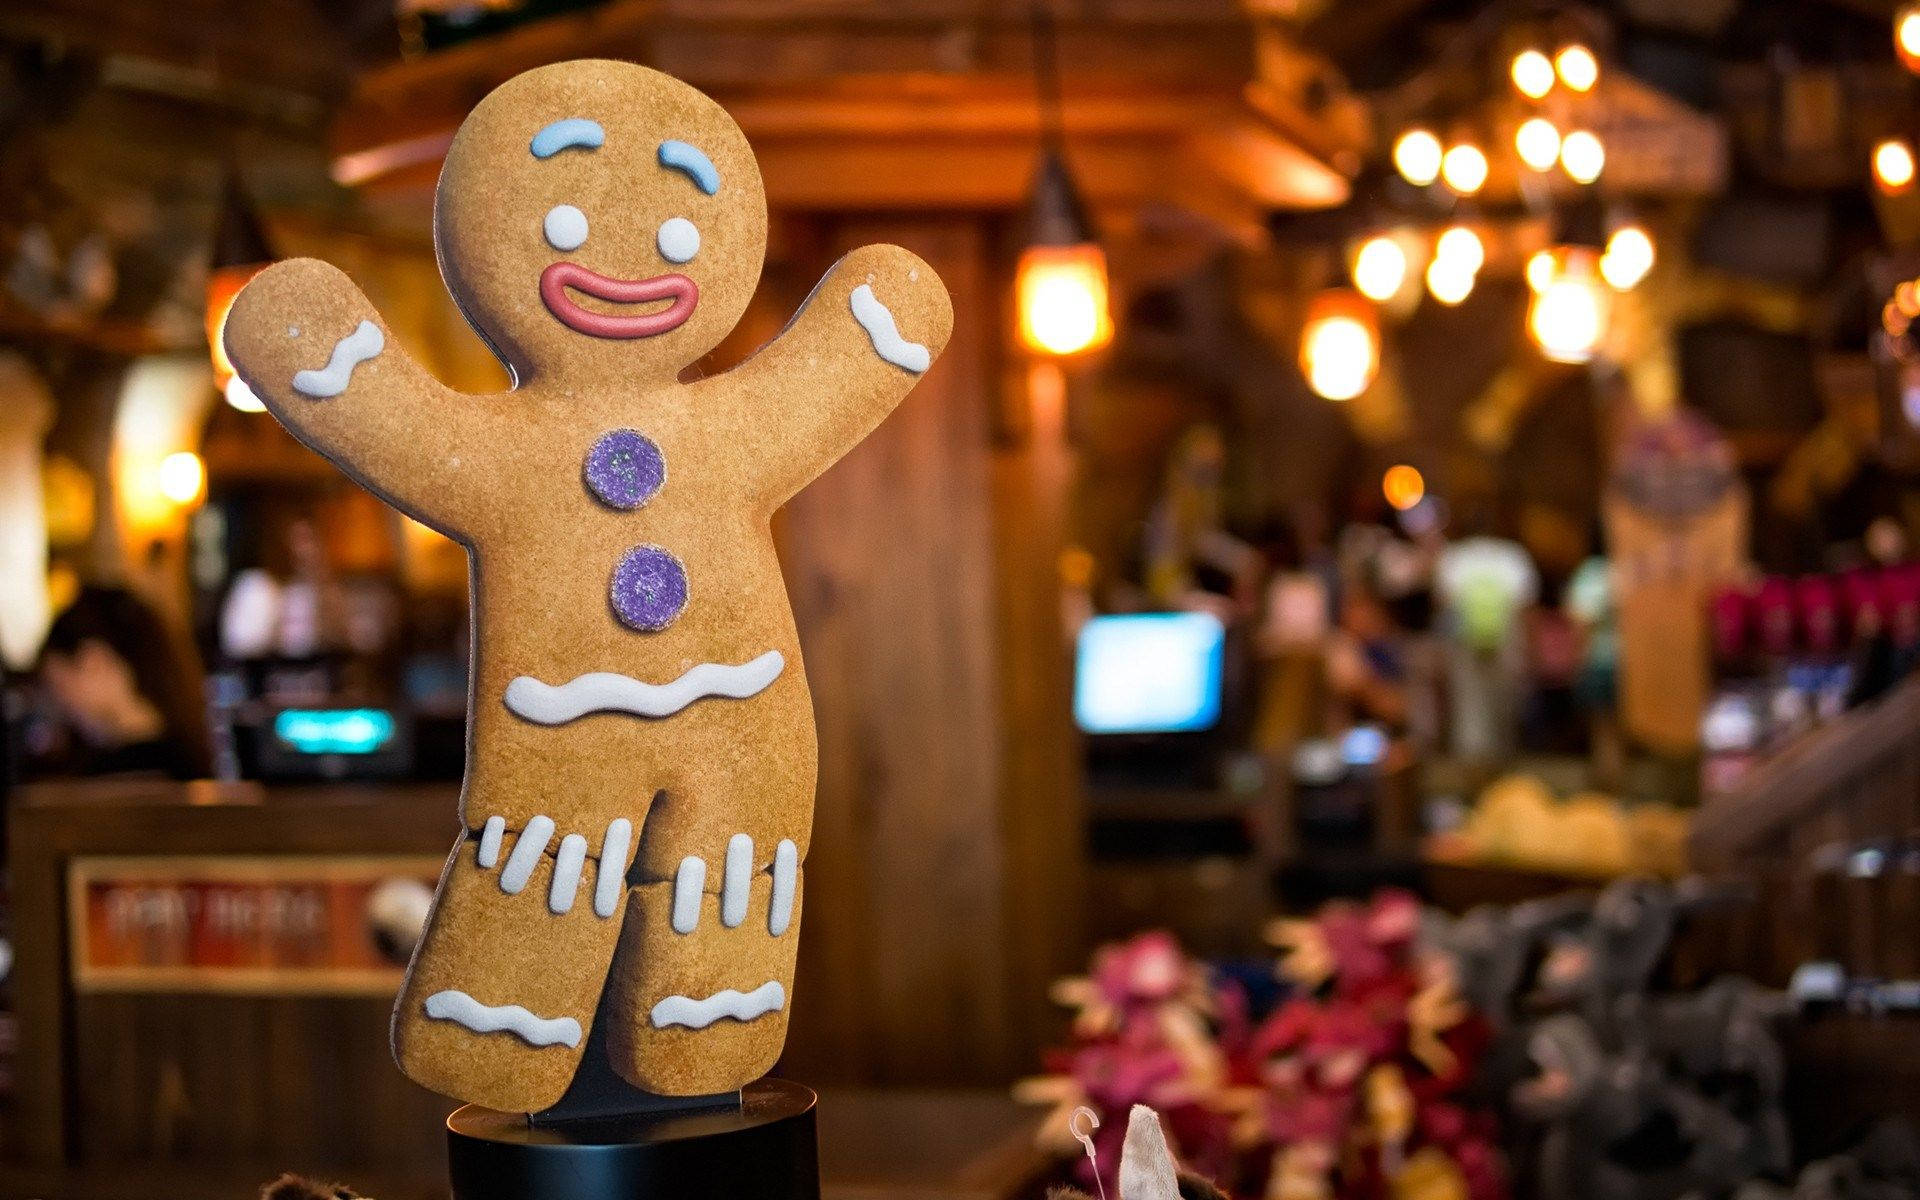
[701,243,953,508]
[224,258,505,540]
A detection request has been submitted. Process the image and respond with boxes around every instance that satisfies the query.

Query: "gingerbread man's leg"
[602,734,812,1095]
[602,851,804,1095]
[393,816,636,1113]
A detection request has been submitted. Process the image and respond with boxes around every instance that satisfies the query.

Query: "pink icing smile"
[539,262,698,339]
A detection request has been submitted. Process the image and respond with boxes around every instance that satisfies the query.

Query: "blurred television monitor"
[252,706,413,780]
[1074,612,1226,735]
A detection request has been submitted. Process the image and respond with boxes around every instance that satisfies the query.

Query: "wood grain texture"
[780,215,1009,1084]
[777,214,1081,1086]
[7,782,461,1170]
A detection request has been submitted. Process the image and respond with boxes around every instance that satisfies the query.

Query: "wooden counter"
[5,780,1057,1198]
[5,778,462,1178]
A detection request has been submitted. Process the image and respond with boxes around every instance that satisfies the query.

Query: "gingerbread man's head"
[435,59,768,384]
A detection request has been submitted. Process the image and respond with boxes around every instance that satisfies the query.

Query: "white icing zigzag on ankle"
[503,651,784,725]
[649,981,785,1030]
[423,989,582,1048]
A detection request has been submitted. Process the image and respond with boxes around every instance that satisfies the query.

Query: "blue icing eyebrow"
[658,140,719,195]
[531,118,605,159]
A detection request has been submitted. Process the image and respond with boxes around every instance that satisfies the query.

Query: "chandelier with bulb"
[1300,12,1658,400]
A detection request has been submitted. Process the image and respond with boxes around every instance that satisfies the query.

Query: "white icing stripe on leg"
[477,816,506,869]
[649,982,785,1030]
[423,989,581,1048]
[596,818,632,919]
[722,834,753,928]
[549,833,588,914]
[770,839,798,936]
[672,857,706,934]
[499,815,554,895]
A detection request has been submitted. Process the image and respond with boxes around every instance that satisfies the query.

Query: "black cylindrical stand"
[447,1079,819,1200]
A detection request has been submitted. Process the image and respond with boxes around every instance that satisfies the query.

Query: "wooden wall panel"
[777,214,1081,1086]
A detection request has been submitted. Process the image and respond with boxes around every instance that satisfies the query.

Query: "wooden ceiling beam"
[326,5,1363,214]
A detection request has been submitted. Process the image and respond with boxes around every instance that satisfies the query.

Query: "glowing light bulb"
[1393,129,1443,186]
[224,375,266,413]
[1897,4,1920,71]
[1529,273,1607,363]
[1441,143,1489,194]
[1383,465,1425,511]
[157,451,206,507]
[1876,139,1917,194]
[1560,130,1605,184]
[1426,255,1476,305]
[1555,45,1599,92]
[1526,249,1559,293]
[1300,293,1379,402]
[1511,50,1555,100]
[1600,226,1655,290]
[1434,225,1485,275]
[1515,117,1562,172]
[1352,236,1408,303]
[1016,243,1113,356]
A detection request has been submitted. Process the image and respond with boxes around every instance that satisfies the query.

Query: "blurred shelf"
[0,303,186,358]
[1420,859,1606,912]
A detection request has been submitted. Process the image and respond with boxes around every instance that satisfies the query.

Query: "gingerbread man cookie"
[223,59,951,1112]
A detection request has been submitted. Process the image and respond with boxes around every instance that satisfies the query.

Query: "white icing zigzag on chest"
[849,284,930,373]
[422,989,582,1048]
[502,651,784,725]
[649,981,786,1030]
[292,320,385,398]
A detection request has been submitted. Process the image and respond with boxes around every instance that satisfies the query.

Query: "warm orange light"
[206,263,266,410]
[1441,143,1489,194]
[157,451,206,507]
[1393,129,1444,186]
[1555,45,1599,93]
[1299,291,1379,402]
[1526,249,1560,293]
[1600,226,1655,290]
[1899,4,1920,72]
[1876,139,1917,194]
[1016,243,1113,357]
[1511,50,1555,100]
[1434,225,1485,274]
[1560,130,1605,184]
[1383,465,1425,511]
[1352,236,1409,302]
[1529,255,1609,363]
[1516,117,1562,172]
[1426,255,1476,305]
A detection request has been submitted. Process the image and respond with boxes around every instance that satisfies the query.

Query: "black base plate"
[447,1079,820,1200]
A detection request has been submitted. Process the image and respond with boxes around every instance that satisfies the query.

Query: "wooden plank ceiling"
[0,0,1362,237]
[326,2,1352,217]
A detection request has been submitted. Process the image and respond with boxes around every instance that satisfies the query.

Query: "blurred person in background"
[22,585,211,780]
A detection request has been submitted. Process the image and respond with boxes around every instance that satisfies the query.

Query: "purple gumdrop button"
[610,544,688,632]
[584,429,666,510]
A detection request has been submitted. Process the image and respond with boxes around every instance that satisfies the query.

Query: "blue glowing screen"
[1073,612,1225,735]
[273,708,397,756]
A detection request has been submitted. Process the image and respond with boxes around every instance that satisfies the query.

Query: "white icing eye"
[544,205,588,252]
[657,217,700,264]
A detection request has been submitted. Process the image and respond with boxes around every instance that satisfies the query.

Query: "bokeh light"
[1441,143,1489,194]
[1393,129,1443,186]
